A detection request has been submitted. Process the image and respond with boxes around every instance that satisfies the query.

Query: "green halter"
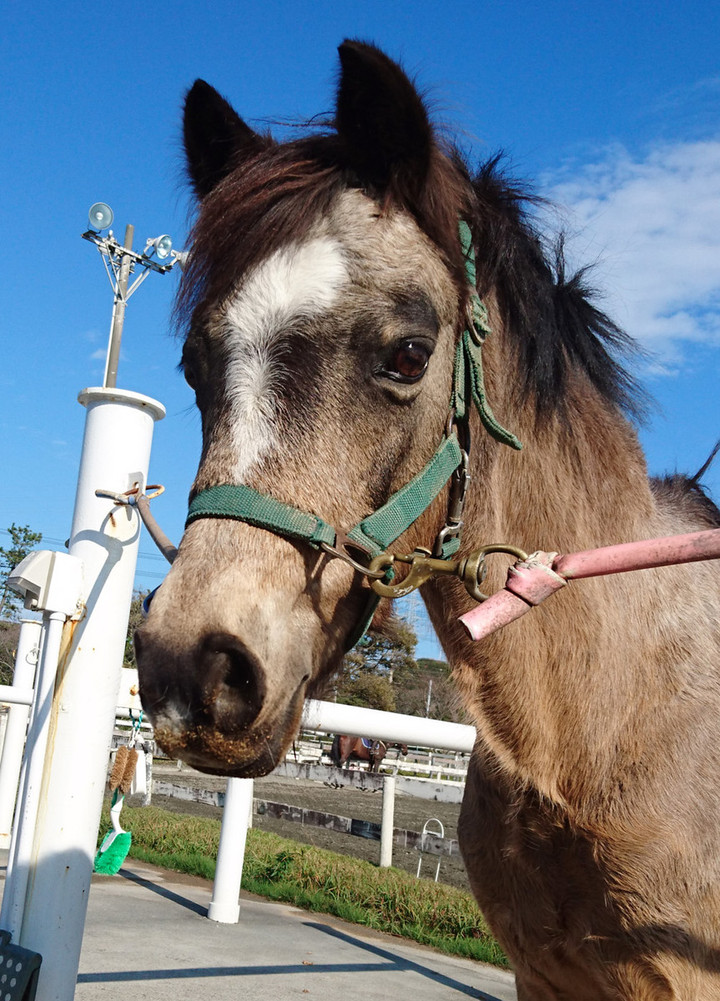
[186,221,521,646]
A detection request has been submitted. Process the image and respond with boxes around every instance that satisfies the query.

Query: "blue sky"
[2,1,718,658]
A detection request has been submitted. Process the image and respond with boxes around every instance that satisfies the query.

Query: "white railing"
[9,687,475,930]
[0,620,43,850]
[207,700,476,924]
[301,699,475,751]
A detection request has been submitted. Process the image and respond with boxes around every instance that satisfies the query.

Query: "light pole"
[82,202,185,387]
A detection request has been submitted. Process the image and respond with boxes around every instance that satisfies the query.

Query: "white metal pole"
[0,686,34,706]
[0,612,67,937]
[208,777,254,924]
[379,774,396,867]
[103,225,134,389]
[16,387,164,1001]
[301,699,476,753]
[0,620,43,848]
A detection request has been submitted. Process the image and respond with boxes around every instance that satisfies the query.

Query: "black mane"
[464,155,648,420]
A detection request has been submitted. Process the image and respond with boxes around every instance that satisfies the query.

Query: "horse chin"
[150,677,308,778]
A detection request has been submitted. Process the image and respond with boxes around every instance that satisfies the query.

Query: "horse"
[330,734,407,772]
[136,41,720,999]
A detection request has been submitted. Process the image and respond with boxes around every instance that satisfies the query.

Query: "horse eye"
[181,349,198,390]
[381,340,431,383]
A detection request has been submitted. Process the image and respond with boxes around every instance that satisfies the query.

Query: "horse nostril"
[200,632,267,732]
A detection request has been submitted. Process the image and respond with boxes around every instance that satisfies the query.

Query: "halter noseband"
[185,222,521,647]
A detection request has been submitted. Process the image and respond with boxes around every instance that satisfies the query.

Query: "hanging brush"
[94,743,138,874]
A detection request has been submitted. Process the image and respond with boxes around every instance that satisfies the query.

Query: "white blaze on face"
[221,237,348,481]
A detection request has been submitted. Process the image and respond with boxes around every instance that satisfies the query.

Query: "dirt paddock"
[144,762,472,892]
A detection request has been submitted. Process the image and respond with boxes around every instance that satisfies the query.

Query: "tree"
[0,620,21,687]
[394,656,469,723]
[336,671,396,712]
[0,523,43,620]
[328,615,470,720]
[123,591,148,669]
[332,615,418,712]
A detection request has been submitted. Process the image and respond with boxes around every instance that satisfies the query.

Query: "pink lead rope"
[459,528,720,641]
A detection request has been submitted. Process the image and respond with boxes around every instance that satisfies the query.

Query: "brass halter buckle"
[368,544,529,601]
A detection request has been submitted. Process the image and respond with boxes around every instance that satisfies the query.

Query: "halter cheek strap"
[455,221,522,451]
[184,221,521,648]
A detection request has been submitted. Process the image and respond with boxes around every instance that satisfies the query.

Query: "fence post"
[208,777,254,923]
[142,742,153,807]
[379,774,396,867]
[0,620,42,848]
[0,608,78,938]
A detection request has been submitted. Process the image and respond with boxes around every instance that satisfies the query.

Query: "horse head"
[136,41,476,776]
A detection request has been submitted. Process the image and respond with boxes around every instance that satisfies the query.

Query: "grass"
[99,802,508,969]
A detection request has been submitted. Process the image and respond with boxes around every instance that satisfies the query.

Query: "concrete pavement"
[76,860,517,1000]
[3,854,517,1000]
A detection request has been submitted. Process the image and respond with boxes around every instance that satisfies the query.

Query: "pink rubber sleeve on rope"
[459,528,720,642]
[459,552,566,641]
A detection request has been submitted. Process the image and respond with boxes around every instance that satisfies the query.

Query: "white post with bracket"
[7,387,165,1001]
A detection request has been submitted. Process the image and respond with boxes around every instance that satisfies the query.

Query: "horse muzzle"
[135,625,310,777]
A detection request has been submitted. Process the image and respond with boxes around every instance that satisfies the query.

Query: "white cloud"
[540,140,720,369]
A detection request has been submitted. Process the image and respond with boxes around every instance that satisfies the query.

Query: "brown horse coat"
[136,41,720,999]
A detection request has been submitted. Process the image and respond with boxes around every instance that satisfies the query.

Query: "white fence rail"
[301,699,476,752]
[207,699,477,924]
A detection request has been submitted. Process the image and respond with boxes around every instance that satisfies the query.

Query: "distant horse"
[138,41,720,999]
[330,735,407,773]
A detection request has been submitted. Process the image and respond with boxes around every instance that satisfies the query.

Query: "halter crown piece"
[186,221,522,647]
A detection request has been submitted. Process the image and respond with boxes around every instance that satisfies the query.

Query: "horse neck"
[466,333,656,557]
[421,340,668,809]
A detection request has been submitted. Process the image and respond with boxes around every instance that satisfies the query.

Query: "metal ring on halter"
[319,539,389,580]
[459,544,529,602]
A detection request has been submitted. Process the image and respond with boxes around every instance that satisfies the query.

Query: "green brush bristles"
[94,830,132,875]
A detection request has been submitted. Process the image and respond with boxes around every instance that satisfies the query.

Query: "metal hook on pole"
[94,484,178,565]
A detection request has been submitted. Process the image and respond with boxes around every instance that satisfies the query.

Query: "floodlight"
[82,209,183,388]
[145,235,173,260]
[88,202,114,232]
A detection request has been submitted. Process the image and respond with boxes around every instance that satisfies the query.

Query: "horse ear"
[335,40,433,197]
[183,79,271,199]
